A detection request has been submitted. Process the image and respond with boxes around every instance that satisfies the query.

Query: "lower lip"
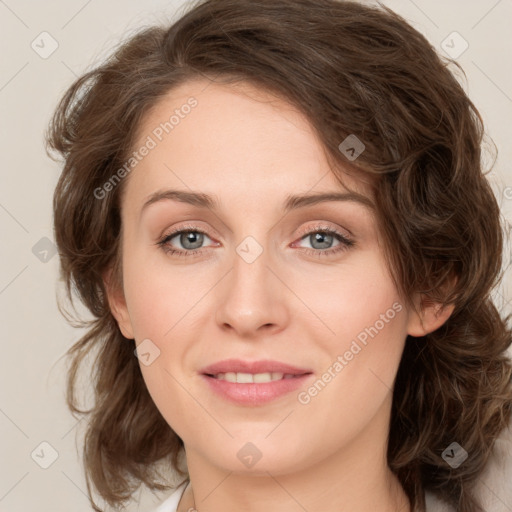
[201,374,313,405]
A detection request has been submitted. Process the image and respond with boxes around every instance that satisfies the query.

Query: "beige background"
[0,0,511,511]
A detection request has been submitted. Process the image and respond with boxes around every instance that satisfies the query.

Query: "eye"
[156,225,217,258]
[292,224,355,257]
[156,223,355,259]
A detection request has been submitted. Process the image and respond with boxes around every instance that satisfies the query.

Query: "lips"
[200,358,312,376]
[212,372,296,383]
[200,359,314,405]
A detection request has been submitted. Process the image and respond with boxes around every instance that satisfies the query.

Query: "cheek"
[294,303,407,457]
[296,249,402,347]
[121,247,206,341]
[294,252,407,413]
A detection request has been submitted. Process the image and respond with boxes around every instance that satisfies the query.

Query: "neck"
[178,398,410,512]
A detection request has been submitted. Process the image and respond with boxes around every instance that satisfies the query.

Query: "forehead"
[123,78,371,209]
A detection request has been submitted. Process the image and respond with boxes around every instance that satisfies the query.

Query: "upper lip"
[201,359,313,376]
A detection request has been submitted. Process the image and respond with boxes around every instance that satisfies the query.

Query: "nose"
[214,242,290,338]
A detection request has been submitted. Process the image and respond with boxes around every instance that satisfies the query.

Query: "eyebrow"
[141,189,375,215]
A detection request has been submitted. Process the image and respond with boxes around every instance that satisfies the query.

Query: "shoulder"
[425,490,454,512]
[472,412,512,511]
[150,481,189,512]
[425,412,512,512]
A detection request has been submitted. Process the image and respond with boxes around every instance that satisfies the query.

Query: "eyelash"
[156,223,355,259]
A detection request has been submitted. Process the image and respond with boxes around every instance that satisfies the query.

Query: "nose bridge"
[214,232,289,335]
[233,234,270,291]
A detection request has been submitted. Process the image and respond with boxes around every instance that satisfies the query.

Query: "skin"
[106,78,454,512]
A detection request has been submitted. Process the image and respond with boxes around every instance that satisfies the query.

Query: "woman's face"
[110,78,425,476]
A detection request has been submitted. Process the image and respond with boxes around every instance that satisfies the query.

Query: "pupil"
[182,232,203,250]
[312,232,332,249]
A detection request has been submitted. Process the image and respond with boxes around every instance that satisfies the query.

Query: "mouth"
[205,372,308,383]
[199,359,314,405]
[200,358,312,377]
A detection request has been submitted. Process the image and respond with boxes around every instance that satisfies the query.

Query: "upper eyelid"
[296,223,351,237]
[159,223,352,245]
[161,224,213,241]
[156,223,355,261]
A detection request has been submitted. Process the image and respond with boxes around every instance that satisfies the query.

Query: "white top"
[152,483,455,512]
[152,480,188,512]
[152,418,512,512]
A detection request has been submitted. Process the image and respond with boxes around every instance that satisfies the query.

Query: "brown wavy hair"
[45,0,512,511]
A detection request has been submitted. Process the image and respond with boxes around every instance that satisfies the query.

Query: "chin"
[201,436,313,476]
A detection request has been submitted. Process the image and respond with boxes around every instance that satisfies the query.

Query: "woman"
[45,0,512,511]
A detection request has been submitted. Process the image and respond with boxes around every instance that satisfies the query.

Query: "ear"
[406,293,455,337]
[103,267,135,340]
